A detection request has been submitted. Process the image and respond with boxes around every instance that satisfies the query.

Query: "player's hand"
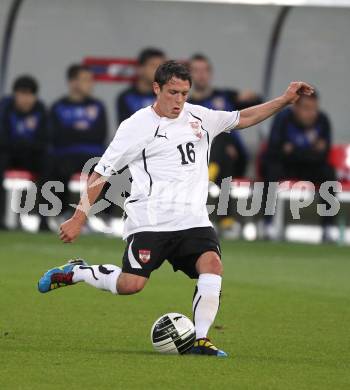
[225,145,238,160]
[59,217,83,243]
[283,142,294,154]
[283,81,315,104]
[314,139,327,152]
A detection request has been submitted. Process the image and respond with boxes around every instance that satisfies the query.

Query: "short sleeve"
[95,115,154,177]
[188,104,240,139]
[205,109,240,138]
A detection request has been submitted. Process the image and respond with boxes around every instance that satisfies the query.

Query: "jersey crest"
[190,121,202,139]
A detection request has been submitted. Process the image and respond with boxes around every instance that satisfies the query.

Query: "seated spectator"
[116,48,166,123]
[262,91,336,242]
[0,75,47,228]
[188,53,256,185]
[47,64,107,216]
[188,53,261,111]
[209,132,248,185]
[188,54,258,235]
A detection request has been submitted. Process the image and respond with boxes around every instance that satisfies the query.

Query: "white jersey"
[95,102,240,239]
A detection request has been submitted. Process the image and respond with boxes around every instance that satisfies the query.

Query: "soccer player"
[38,61,314,357]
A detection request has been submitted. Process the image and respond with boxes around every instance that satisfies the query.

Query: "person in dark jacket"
[262,92,336,241]
[188,53,259,185]
[116,48,166,124]
[188,54,259,235]
[48,64,107,215]
[0,75,47,227]
[188,53,261,112]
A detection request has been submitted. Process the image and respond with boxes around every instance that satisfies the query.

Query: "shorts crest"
[139,249,151,263]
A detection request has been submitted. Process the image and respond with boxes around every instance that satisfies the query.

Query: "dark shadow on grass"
[239,354,347,369]
[81,348,226,358]
[82,348,163,356]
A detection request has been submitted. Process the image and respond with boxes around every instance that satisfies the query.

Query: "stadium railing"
[267,144,350,241]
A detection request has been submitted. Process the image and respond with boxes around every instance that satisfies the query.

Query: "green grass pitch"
[0,232,349,389]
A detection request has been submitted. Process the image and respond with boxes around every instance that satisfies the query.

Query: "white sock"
[192,273,222,339]
[72,264,121,295]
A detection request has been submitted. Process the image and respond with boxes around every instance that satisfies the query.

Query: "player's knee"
[117,274,147,295]
[208,254,223,275]
[197,252,223,276]
[118,281,145,295]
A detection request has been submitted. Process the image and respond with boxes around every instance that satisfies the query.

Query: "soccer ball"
[151,312,196,354]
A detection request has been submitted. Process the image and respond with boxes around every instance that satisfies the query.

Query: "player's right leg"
[38,231,164,295]
[38,258,148,295]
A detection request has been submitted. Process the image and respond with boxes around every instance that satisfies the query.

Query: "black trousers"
[42,153,94,215]
[210,133,248,185]
[43,153,113,216]
[0,148,47,225]
[262,160,337,226]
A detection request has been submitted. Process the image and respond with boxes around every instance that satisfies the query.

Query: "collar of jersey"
[149,105,185,122]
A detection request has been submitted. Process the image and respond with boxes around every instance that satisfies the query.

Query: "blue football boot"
[38,259,88,293]
[186,338,228,357]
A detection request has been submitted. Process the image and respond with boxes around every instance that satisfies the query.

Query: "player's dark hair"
[66,64,92,81]
[12,75,38,94]
[154,60,192,88]
[138,48,165,66]
[189,53,212,67]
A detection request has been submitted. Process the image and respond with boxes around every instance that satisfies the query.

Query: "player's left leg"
[189,251,227,356]
[193,251,222,338]
[168,227,226,356]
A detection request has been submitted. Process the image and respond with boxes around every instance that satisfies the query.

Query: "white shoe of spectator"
[322,226,337,244]
[263,221,280,241]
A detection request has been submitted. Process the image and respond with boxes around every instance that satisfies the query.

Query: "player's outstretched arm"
[59,172,107,243]
[236,81,314,130]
